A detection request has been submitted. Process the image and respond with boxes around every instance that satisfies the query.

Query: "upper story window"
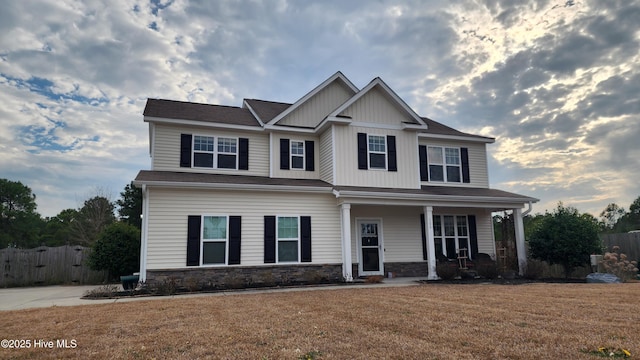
[290,141,305,170]
[181,134,249,170]
[217,137,238,169]
[368,135,387,169]
[427,146,461,182]
[279,139,315,172]
[357,133,397,172]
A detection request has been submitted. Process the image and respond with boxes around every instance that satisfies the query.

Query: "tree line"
[1,179,142,279]
[0,179,141,249]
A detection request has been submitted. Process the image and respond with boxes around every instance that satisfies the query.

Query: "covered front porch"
[334,186,537,281]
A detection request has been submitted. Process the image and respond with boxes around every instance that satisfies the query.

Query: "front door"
[358,220,383,276]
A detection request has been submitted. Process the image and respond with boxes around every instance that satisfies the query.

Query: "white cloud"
[0,0,638,218]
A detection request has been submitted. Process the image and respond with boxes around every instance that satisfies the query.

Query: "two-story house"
[133,72,537,287]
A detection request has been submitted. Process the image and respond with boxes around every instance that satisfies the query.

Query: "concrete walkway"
[0,277,426,311]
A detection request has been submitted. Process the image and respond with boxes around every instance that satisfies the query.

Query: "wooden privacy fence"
[1,245,108,287]
[601,232,640,261]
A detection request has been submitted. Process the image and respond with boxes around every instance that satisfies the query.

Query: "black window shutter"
[301,216,312,262]
[357,133,368,169]
[228,216,242,265]
[387,135,397,171]
[305,140,315,172]
[186,215,201,266]
[264,216,276,263]
[461,147,470,183]
[280,139,290,170]
[180,134,192,168]
[419,145,428,181]
[239,138,249,170]
[468,215,478,258]
[420,214,427,261]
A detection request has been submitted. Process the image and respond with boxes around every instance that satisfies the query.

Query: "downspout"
[521,201,533,217]
[139,184,149,282]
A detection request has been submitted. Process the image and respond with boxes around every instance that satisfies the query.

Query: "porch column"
[514,208,527,276]
[424,206,439,280]
[341,203,353,282]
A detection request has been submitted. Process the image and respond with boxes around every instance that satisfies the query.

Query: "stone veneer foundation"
[145,264,343,290]
[352,261,429,278]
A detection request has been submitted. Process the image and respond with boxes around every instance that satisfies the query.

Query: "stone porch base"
[146,264,343,291]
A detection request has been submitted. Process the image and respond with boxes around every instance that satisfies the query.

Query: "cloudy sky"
[1,0,639,218]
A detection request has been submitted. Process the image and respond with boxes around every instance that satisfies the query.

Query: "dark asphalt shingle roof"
[143,98,493,140]
[134,171,536,202]
[134,170,332,188]
[144,99,262,127]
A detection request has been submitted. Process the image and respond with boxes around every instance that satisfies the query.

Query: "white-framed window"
[428,146,461,182]
[290,140,305,170]
[433,215,470,260]
[368,135,387,169]
[192,135,238,169]
[277,216,299,263]
[201,215,228,265]
[193,135,215,168]
[217,137,238,169]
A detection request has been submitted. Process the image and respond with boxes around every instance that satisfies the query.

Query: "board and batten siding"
[276,81,354,128]
[270,133,320,180]
[151,124,269,176]
[145,188,341,270]
[333,125,420,189]
[419,139,489,188]
[348,206,496,264]
[319,126,334,184]
[340,87,417,125]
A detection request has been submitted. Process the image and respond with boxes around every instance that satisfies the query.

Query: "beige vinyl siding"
[333,125,420,189]
[348,206,495,264]
[152,124,269,176]
[340,87,417,125]
[145,188,341,270]
[419,139,489,188]
[271,133,320,180]
[350,206,423,263]
[319,126,334,184]
[277,81,353,128]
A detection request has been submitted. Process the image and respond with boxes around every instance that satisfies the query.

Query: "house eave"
[144,116,265,132]
[333,189,537,208]
[418,133,495,144]
[133,179,333,193]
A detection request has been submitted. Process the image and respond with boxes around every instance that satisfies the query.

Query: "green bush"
[87,222,140,280]
[436,263,458,280]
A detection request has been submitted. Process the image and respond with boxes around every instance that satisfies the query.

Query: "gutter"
[521,201,533,216]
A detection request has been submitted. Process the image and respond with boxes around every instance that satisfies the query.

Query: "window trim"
[367,134,387,170]
[200,215,229,266]
[427,146,462,183]
[191,134,239,170]
[276,215,301,263]
[290,140,305,170]
[432,214,471,260]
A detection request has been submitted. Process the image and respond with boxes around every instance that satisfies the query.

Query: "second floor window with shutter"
[290,141,305,169]
[368,135,387,169]
[217,137,237,169]
[428,146,461,182]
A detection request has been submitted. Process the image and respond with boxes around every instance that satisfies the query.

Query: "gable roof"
[328,77,426,127]
[243,98,291,124]
[144,99,261,127]
[266,71,359,127]
[420,117,495,142]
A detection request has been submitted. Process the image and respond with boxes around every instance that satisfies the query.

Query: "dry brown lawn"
[1,283,639,359]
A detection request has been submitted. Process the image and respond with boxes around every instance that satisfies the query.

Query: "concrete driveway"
[0,285,120,311]
[0,277,424,311]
